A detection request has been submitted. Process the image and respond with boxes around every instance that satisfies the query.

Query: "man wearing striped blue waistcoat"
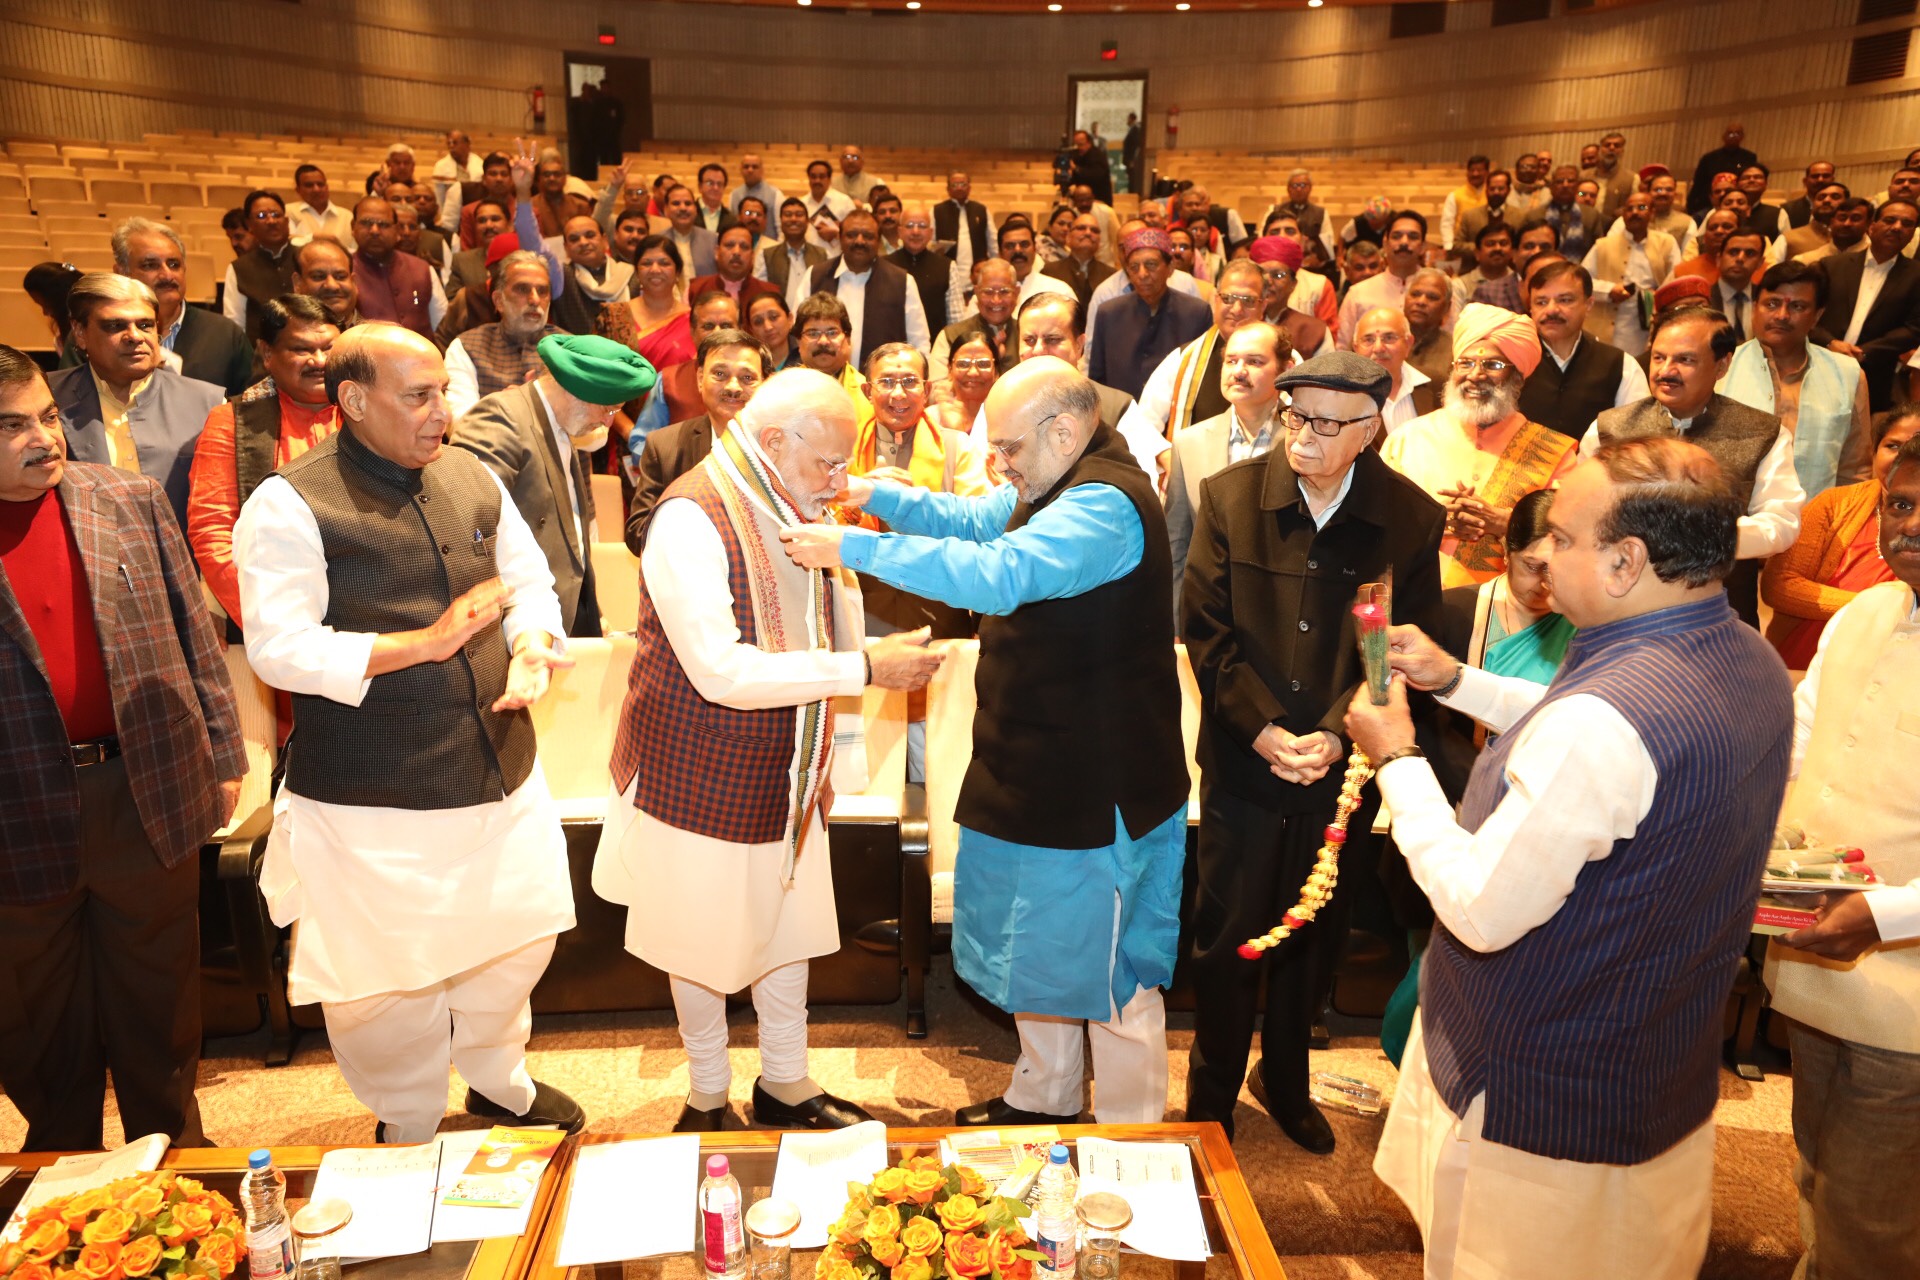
[1345,436,1794,1279]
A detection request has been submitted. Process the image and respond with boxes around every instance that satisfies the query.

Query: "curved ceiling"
[645,0,1652,13]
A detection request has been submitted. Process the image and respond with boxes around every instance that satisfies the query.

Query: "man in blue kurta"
[780,356,1189,1124]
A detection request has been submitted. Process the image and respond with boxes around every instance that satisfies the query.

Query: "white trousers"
[1004,986,1168,1124]
[669,960,811,1094]
[1377,1015,1714,1280]
[323,935,554,1145]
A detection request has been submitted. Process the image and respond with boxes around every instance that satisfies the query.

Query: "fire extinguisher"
[1165,104,1180,150]
[529,84,547,134]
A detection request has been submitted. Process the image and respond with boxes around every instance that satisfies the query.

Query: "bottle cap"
[707,1155,730,1178]
[1049,1144,1070,1164]
[248,1149,273,1170]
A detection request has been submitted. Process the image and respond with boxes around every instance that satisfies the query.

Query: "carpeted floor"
[0,962,1806,1278]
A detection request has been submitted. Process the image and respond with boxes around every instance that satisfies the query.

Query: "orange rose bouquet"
[0,1172,244,1280]
[817,1156,1045,1280]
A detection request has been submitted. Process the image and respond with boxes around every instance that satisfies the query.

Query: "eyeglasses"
[951,357,997,373]
[800,327,845,343]
[988,413,1060,462]
[873,376,924,394]
[1280,407,1377,437]
[1451,357,1513,375]
[1218,291,1264,309]
[250,209,285,221]
[976,287,1016,301]
[789,429,849,478]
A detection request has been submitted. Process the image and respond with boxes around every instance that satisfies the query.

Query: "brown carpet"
[0,963,1804,1277]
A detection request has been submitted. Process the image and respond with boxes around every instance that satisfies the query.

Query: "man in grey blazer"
[53,274,224,534]
[112,218,254,396]
[453,333,658,637]
[1165,322,1287,623]
[663,184,718,280]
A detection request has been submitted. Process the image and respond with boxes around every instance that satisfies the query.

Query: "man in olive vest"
[1580,306,1805,627]
[233,323,582,1144]
[187,296,341,641]
[221,191,301,343]
[781,358,1190,1127]
[1768,433,1920,1279]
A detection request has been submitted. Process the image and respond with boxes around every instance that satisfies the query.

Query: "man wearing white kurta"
[593,369,942,1132]
[1345,439,1793,1280]
[235,324,582,1144]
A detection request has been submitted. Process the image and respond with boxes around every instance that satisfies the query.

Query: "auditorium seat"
[589,472,624,542]
[0,292,50,351]
[589,541,640,633]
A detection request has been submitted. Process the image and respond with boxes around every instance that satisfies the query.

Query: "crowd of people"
[4,118,1919,1279]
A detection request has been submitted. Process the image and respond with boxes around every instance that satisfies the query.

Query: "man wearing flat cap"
[1182,349,1446,1152]
[1383,303,1579,589]
[455,334,657,637]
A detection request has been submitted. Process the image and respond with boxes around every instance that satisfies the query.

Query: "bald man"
[233,323,581,1143]
[596,368,943,1132]
[781,358,1189,1127]
[350,197,445,338]
[1352,306,1439,433]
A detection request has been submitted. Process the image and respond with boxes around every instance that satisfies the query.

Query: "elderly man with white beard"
[1383,304,1579,589]
[593,368,945,1132]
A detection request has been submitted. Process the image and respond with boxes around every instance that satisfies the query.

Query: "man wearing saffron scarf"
[1383,304,1578,588]
[594,369,944,1132]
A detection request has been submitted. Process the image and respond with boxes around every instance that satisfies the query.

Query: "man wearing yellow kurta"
[594,369,944,1132]
[1382,304,1578,589]
[1766,435,1920,1279]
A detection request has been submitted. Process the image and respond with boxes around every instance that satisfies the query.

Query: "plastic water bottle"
[241,1149,294,1280]
[1030,1144,1079,1279]
[698,1154,747,1279]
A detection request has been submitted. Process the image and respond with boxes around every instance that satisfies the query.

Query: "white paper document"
[3,1134,170,1241]
[554,1136,701,1266]
[308,1143,441,1260]
[770,1120,890,1249]
[1074,1137,1212,1262]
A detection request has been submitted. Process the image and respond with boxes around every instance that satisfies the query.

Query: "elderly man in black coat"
[1181,350,1447,1154]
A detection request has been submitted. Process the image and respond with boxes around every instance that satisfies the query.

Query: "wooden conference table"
[2,1122,1281,1280]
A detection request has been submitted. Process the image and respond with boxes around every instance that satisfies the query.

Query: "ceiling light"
[797,0,810,6]
[906,1,919,6]
[1308,0,1323,6]
[1048,2,1061,8]
[1175,2,1190,8]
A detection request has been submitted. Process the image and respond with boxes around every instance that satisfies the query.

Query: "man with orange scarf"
[846,342,993,640]
[1382,303,1578,588]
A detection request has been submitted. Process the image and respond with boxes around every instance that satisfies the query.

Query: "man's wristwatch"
[1372,745,1426,770]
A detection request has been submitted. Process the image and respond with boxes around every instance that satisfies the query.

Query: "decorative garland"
[1237,748,1374,958]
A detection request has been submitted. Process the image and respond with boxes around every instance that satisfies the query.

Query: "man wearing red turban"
[1381,303,1578,586]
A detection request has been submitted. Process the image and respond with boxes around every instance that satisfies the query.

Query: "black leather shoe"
[465,1080,587,1135]
[1248,1068,1334,1155]
[375,1121,399,1144]
[673,1102,730,1132]
[954,1097,1081,1127]
[749,1079,874,1129]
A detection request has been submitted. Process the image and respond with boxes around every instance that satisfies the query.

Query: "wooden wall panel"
[0,0,1915,194]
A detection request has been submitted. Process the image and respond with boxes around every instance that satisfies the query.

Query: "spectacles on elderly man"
[1280,407,1377,437]
[788,429,849,478]
[1451,357,1513,376]
[987,412,1061,463]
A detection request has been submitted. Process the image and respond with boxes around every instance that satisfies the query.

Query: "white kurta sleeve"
[1376,692,1659,953]
[235,476,377,707]
[1439,663,1552,735]
[428,270,448,328]
[445,338,481,420]
[642,497,866,709]
[1133,342,1185,439]
[1615,354,1651,406]
[902,276,931,352]
[222,265,246,330]
[1737,426,1805,559]
[1440,192,1460,250]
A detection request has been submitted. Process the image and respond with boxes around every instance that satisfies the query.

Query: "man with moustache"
[1352,306,1439,434]
[932,259,1020,379]
[780,358,1189,1129]
[223,191,301,342]
[1581,306,1805,627]
[691,224,779,311]
[445,251,565,419]
[235,323,582,1143]
[548,216,633,337]
[623,327,769,550]
[1518,260,1649,440]
[187,295,341,630]
[0,344,244,1151]
[1133,260,1275,445]
[596,369,943,1131]
[350,198,444,340]
[112,218,253,396]
[1339,211,1446,350]
[1403,268,1457,386]
[759,198,830,316]
[808,210,929,369]
[1181,350,1447,1150]
[1796,197,1872,266]
[293,239,363,330]
[728,153,784,218]
[1582,191,1681,358]
[889,203,965,337]
[1780,181,1851,260]
[1385,305,1578,589]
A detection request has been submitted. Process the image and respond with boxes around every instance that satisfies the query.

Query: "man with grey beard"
[1382,303,1580,588]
